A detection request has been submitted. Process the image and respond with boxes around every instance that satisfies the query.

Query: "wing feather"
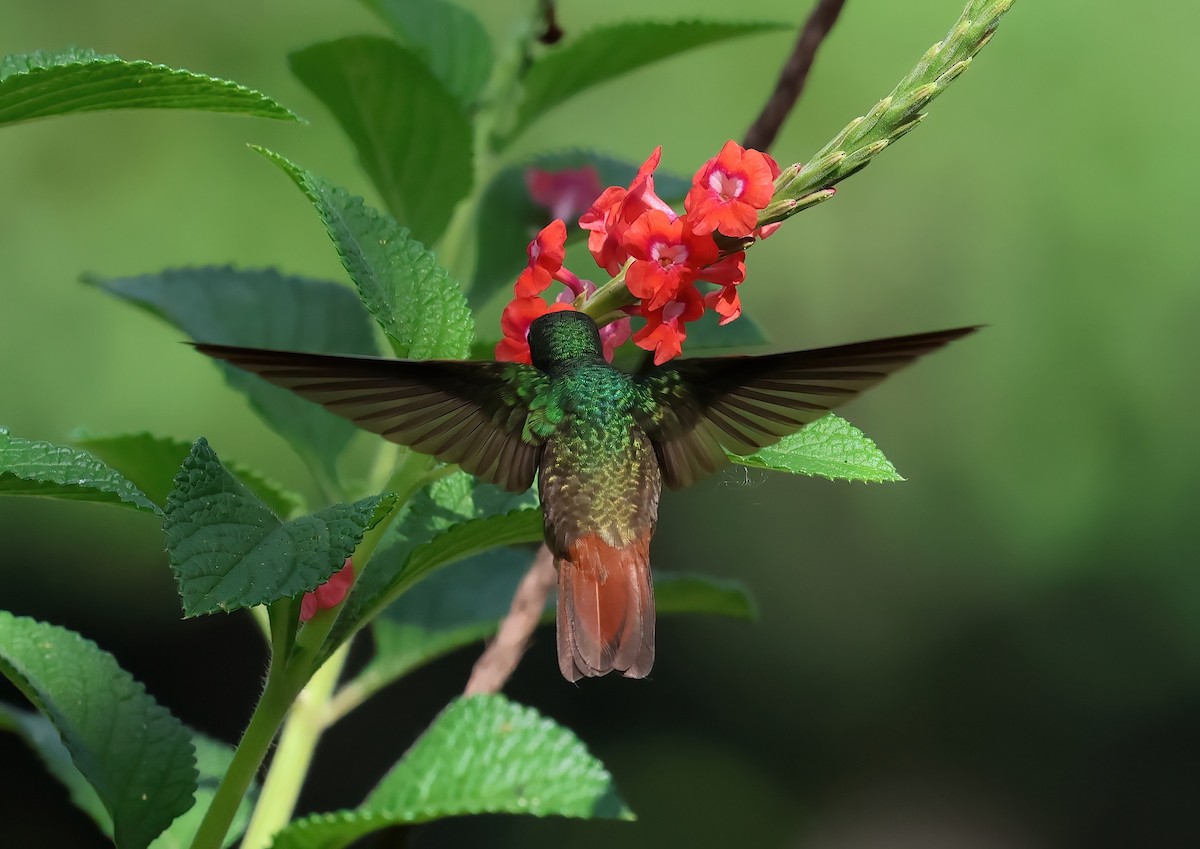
[191,344,551,492]
[638,326,978,489]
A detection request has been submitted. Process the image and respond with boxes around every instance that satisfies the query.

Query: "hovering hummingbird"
[195,312,975,682]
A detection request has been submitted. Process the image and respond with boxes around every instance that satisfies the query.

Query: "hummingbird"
[195,312,975,681]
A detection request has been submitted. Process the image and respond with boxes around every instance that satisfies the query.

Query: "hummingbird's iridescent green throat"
[195,313,976,681]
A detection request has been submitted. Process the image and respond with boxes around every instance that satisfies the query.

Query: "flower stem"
[580,264,635,321]
[238,643,351,849]
[190,452,442,849]
[187,663,303,849]
[763,0,1014,227]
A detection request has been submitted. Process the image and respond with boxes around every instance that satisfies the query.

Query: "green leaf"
[269,694,630,849]
[0,701,110,837]
[72,430,305,517]
[681,309,770,352]
[0,613,196,849]
[655,572,757,619]
[366,547,533,683]
[321,472,539,663]
[358,0,493,108]
[148,734,258,849]
[0,47,298,128]
[163,438,393,616]
[730,413,904,482]
[256,149,473,360]
[499,20,787,147]
[289,37,472,246]
[0,427,159,514]
[85,267,379,483]
[0,706,254,849]
[470,149,692,309]
[398,508,542,592]
[355,552,755,699]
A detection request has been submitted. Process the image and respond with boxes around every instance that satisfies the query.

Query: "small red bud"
[300,558,355,622]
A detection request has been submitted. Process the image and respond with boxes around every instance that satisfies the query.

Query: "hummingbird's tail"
[556,533,655,682]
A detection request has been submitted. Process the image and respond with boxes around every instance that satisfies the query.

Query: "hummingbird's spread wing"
[637,326,979,489]
[192,344,551,492]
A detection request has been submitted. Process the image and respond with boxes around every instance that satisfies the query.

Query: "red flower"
[599,314,633,360]
[698,252,747,325]
[623,210,719,311]
[579,147,674,275]
[578,186,628,276]
[515,219,568,296]
[751,221,783,241]
[495,296,574,364]
[685,140,780,237]
[698,251,746,287]
[499,145,780,367]
[704,286,741,325]
[301,558,355,622]
[633,284,705,365]
[526,165,603,223]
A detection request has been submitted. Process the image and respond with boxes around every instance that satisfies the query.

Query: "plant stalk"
[238,643,351,849]
[187,663,303,849]
[762,0,1014,228]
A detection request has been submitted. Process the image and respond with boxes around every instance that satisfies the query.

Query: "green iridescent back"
[523,312,663,550]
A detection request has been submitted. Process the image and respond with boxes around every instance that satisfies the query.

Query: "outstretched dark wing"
[192,344,551,492]
[636,327,978,488]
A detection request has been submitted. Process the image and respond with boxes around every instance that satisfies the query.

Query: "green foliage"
[655,572,759,618]
[163,438,393,616]
[323,471,540,663]
[0,427,160,514]
[289,37,473,246]
[769,0,1015,223]
[0,613,197,849]
[496,20,788,148]
[729,413,903,483]
[0,703,110,837]
[268,695,630,849]
[0,706,255,849]
[471,150,692,309]
[0,48,298,128]
[682,310,771,352]
[73,430,304,517]
[87,267,379,484]
[256,149,474,360]
[365,547,535,686]
[148,734,257,849]
[358,0,493,109]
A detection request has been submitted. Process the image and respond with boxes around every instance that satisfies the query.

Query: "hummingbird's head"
[527,310,605,373]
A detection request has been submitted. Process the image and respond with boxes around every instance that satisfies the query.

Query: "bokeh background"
[2,1,1197,847]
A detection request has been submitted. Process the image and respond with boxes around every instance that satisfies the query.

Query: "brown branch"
[464,544,557,695]
[537,0,564,45]
[743,0,847,152]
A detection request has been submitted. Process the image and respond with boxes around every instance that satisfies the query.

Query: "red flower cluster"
[526,165,603,224]
[496,220,631,363]
[498,141,780,366]
[300,557,354,622]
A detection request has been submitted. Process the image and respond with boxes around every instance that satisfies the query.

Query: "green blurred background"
[3,1,1197,847]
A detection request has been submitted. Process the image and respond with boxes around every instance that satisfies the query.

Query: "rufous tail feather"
[556,533,655,682]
